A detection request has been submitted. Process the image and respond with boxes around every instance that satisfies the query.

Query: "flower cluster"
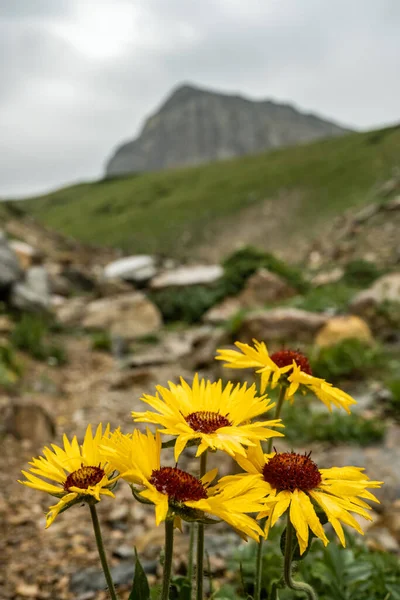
[19,338,383,598]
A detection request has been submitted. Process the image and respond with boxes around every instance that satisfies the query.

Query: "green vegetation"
[90,330,112,353]
[0,342,22,389]
[284,282,357,313]
[222,246,308,293]
[311,338,383,382]
[342,259,383,287]
[11,314,67,365]
[383,378,400,420]
[151,246,307,323]
[149,284,224,324]
[283,400,385,445]
[219,528,400,600]
[22,125,400,257]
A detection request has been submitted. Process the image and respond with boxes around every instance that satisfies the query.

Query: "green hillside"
[23,125,400,260]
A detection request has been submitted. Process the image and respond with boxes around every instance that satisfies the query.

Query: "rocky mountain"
[105,84,350,177]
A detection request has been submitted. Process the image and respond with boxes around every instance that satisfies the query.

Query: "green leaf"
[129,548,150,600]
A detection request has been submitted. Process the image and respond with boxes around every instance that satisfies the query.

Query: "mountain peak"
[105,84,350,177]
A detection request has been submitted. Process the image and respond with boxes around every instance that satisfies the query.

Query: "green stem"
[254,528,264,600]
[283,513,318,600]
[267,385,287,454]
[161,518,175,600]
[255,385,287,600]
[196,451,208,600]
[89,504,119,600]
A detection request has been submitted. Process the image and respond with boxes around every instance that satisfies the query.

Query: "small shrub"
[11,314,67,365]
[151,246,309,324]
[284,282,357,313]
[383,378,400,420]
[0,342,22,388]
[311,338,383,382]
[222,246,309,295]
[342,259,382,287]
[229,528,400,600]
[283,400,385,446]
[149,285,224,324]
[91,331,112,353]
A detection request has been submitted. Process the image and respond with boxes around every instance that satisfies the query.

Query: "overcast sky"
[1,0,399,198]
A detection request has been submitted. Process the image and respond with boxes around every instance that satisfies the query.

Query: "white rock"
[104,255,156,282]
[151,265,223,289]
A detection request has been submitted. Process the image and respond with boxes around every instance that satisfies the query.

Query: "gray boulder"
[0,231,21,289]
[11,266,51,313]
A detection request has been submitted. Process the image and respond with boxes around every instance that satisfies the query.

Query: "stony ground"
[1,337,400,600]
[0,338,242,599]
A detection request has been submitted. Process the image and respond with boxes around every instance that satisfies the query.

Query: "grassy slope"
[23,125,400,259]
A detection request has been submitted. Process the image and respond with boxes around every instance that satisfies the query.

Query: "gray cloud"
[0,0,399,197]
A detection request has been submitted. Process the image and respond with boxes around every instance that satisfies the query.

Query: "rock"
[120,350,174,368]
[239,268,297,306]
[9,240,40,270]
[311,267,344,287]
[62,265,96,292]
[0,315,13,333]
[82,292,162,341]
[49,273,73,297]
[105,83,349,178]
[109,368,153,390]
[350,273,400,337]
[182,327,230,370]
[151,265,223,289]
[4,402,56,444]
[203,296,242,324]
[10,266,51,313]
[385,195,400,211]
[351,273,400,310]
[314,315,374,348]
[95,277,133,297]
[367,527,399,553]
[107,503,130,525]
[315,428,400,507]
[70,559,158,594]
[16,583,40,597]
[55,297,88,327]
[0,231,21,289]
[237,308,329,344]
[104,255,157,283]
[113,544,135,559]
[204,269,296,323]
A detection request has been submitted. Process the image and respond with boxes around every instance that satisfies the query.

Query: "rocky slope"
[105,84,349,177]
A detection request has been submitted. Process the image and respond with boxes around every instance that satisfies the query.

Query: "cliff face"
[106,84,350,177]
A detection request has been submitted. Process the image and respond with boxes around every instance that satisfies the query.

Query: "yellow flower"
[19,424,118,527]
[216,340,357,413]
[101,428,265,540]
[131,374,284,461]
[233,443,382,554]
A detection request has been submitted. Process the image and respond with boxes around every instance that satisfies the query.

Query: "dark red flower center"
[270,350,312,375]
[150,467,208,502]
[64,465,105,491]
[185,411,232,434]
[262,452,321,492]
